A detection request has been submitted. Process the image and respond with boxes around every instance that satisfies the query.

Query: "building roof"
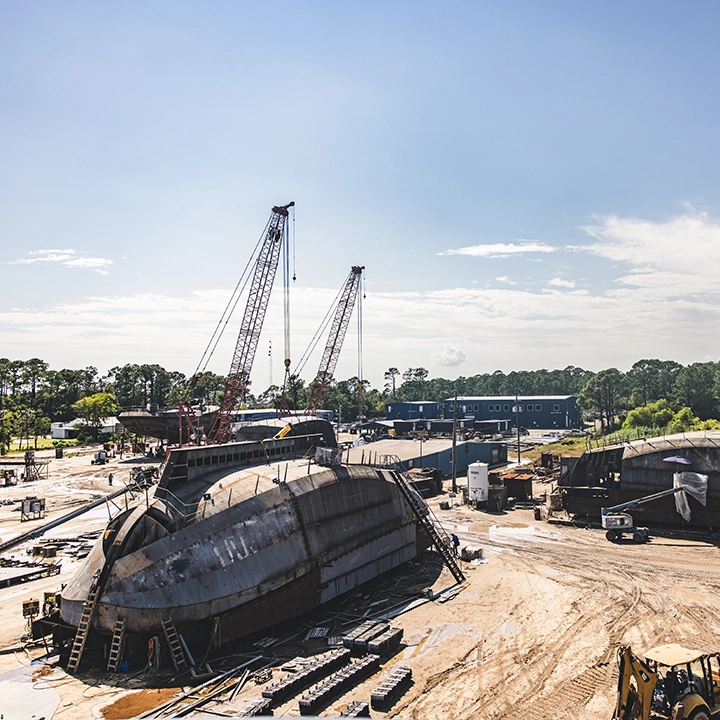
[51,416,119,429]
[345,438,453,464]
[448,395,575,402]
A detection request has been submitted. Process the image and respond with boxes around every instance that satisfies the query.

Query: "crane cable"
[192,215,273,379]
[282,207,293,389]
[357,268,365,419]
[292,282,347,379]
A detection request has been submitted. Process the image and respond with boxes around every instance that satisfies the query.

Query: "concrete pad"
[0,662,60,720]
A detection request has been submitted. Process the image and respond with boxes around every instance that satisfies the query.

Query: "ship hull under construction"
[560,433,720,528]
[60,430,420,649]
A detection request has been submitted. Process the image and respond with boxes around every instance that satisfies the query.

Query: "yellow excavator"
[613,644,720,719]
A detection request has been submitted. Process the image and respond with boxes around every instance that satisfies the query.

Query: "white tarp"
[673,471,708,521]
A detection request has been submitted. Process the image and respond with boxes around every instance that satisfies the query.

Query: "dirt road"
[2,452,720,719]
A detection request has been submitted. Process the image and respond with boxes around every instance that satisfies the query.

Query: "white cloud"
[438,241,557,258]
[2,278,720,388]
[494,275,517,285]
[548,277,575,288]
[8,248,113,275]
[5,213,720,388]
[431,345,467,367]
[581,212,720,296]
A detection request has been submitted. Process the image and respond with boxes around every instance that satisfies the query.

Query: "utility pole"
[515,392,521,464]
[451,390,458,493]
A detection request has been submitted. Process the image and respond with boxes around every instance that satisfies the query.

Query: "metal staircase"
[66,571,102,673]
[162,617,189,672]
[389,470,465,584]
[106,618,126,672]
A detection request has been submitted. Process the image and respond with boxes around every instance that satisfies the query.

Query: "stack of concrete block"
[367,626,404,657]
[339,699,371,717]
[261,648,351,707]
[342,621,390,655]
[238,697,273,716]
[370,665,413,711]
[298,655,381,716]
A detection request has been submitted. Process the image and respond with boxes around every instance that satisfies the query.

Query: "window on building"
[535,404,542,411]
[448,404,453,412]
[553,404,560,411]
[527,405,533,412]
[518,405,524,411]
[504,404,509,411]
[474,404,479,411]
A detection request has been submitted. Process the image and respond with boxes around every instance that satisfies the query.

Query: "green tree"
[72,393,120,429]
[20,358,49,409]
[399,367,429,401]
[579,368,628,431]
[628,359,682,407]
[674,362,719,420]
[383,367,400,400]
[622,399,674,429]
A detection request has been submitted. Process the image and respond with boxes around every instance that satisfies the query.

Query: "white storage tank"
[468,462,489,503]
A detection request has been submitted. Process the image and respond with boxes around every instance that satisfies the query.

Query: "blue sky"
[2,1,720,390]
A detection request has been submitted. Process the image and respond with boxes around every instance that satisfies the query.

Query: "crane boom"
[210,202,294,443]
[305,266,364,416]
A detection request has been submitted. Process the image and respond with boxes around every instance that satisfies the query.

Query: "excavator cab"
[614,644,720,720]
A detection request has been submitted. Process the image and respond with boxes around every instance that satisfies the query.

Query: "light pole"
[515,392,521,464]
[451,390,458,493]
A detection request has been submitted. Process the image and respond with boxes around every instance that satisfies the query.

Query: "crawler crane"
[206,202,294,444]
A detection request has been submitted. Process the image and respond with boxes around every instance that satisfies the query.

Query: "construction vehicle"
[90,451,108,466]
[613,643,720,719]
[602,474,707,543]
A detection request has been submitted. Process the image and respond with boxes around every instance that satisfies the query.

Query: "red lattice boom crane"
[209,202,294,443]
[305,265,364,416]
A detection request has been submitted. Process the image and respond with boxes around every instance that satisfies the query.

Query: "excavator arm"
[613,645,658,720]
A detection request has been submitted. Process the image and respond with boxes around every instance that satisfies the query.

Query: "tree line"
[2,356,720,451]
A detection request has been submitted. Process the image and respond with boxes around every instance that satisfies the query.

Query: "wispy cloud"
[438,241,557,258]
[8,249,113,275]
[548,277,575,288]
[5,213,720,385]
[495,275,517,285]
[581,212,720,296]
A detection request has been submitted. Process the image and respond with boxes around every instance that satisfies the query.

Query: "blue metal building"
[345,437,507,476]
[443,395,581,429]
[385,401,440,421]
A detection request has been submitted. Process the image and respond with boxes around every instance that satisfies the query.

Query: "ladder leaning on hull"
[162,617,189,673]
[66,571,102,674]
[388,470,466,584]
[106,618,126,672]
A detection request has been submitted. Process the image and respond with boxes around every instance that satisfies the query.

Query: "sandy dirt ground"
[1,450,720,720]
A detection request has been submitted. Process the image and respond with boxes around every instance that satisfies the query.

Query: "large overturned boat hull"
[118,405,219,444]
[60,428,420,648]
[560,433,720,528]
